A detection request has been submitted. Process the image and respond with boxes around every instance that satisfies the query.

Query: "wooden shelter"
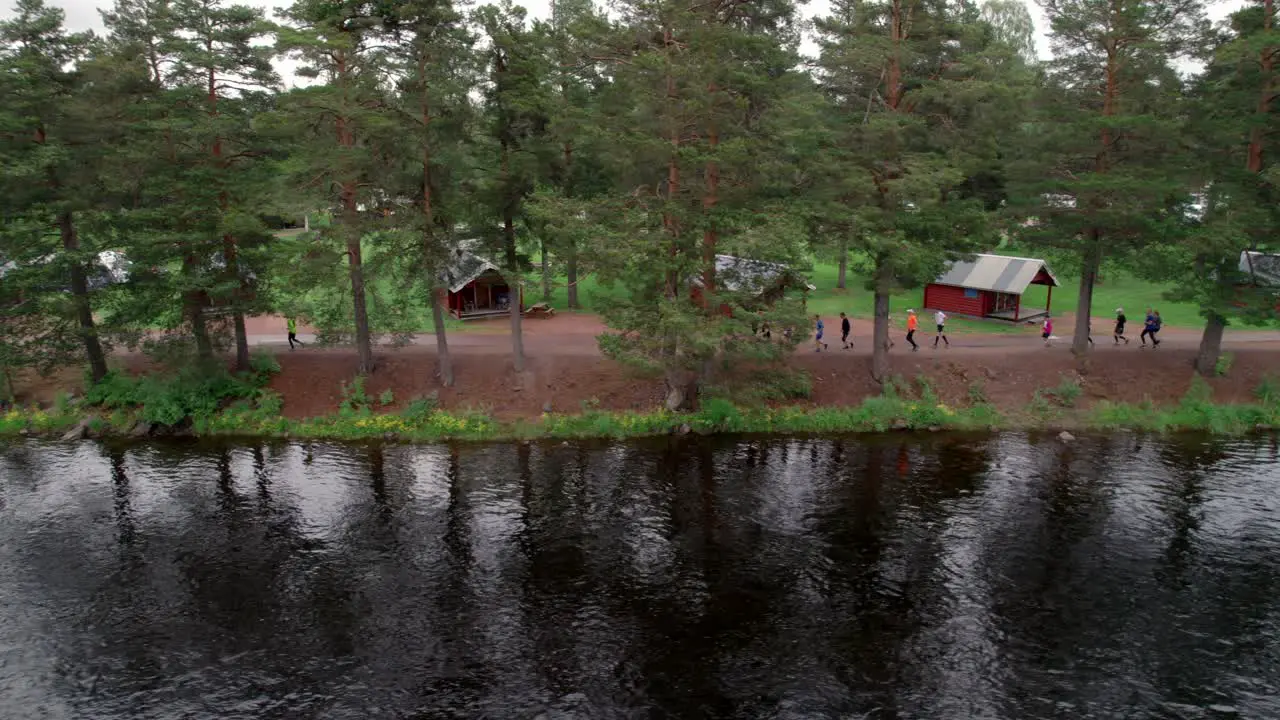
[924,253,1059,322]
[441,248,522,320]
[690,254,815,315]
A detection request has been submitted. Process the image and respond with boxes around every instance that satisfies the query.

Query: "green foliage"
[1047,376,1083,408]
[339,376,372,416]
[83,369,260,426]
[249,351,282,379]
[379,389,395,407]
[1028,389,1054,417]
[967,381,988,405]
[402,393,440,421]
[1255,376,1280,407]
[1215,352,1234,378]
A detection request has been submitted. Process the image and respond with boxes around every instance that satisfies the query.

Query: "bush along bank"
[4,374,1280,442]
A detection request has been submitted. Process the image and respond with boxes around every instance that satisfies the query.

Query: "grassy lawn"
[523,258,1230,334]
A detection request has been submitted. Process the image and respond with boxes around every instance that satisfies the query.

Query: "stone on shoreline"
[1058,431,1075,443]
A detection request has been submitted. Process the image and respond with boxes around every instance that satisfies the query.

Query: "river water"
[0,434,1278,719]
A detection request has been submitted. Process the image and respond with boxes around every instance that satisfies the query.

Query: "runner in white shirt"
[933,310,949,349]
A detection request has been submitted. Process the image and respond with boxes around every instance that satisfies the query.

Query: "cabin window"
[964,288,979,299]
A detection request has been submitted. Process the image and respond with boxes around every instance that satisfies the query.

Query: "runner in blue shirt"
[814,315,828,352]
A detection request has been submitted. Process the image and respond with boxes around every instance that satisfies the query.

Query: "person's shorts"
[1042,332,1050,339]
[816,333,823,341]
[937,324,945,333]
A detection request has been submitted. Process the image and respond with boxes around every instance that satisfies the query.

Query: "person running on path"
[1114,308,1129,345]
[840,312,852,349]
[1149,310,1163,347]
[1140,308,1155,346]
[1042,315,1053,347]
[905,309,919,351]
[933,310,950,349]
[287,316,302,350]
[814,315,828,352]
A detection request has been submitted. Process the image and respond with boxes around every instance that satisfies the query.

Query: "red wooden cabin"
[440,249,523,320]
[924,254,1059,322]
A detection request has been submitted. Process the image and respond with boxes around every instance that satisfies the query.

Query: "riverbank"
[4,372,1280,442]
[5,335,1280,441]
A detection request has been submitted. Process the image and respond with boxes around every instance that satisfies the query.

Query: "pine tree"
[168,0,279,372]
[1175,1,1278,374]
[476,2,553,375]
[579,0,812,409]
[275,0,397,374]
[0,0,111,383]
[384,0,478,387]
[813,0,1007,382]
[1013,0,1208,356]
[542,0,611,309]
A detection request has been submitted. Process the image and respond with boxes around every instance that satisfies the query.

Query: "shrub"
[339,376,371,415]
[1255,376,1280,407]
[1215,352,1234,378]
[1048,375,1083,408]
[692,397,744,432]
[379,389,395,407]
[402,392,440,421]
[248,351,282,382]
[84,369,258,426]
[967,381,987,405]
[1028,389,1053,416]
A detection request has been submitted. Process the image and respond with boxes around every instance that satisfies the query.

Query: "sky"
[21,0,1250,67]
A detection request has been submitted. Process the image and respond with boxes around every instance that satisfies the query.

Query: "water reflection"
[0,433,1278,719]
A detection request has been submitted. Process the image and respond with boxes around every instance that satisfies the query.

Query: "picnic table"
[524,302,555,318]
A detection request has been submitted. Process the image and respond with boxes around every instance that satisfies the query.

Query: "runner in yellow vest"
[287,317,301,350]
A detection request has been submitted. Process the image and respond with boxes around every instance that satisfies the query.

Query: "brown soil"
[9,312,1280,421]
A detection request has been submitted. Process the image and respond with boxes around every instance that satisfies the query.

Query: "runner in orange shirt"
[905,310,919,352]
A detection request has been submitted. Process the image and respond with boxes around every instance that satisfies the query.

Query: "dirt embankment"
[10,311,1280,421]
[260,345,1275,420]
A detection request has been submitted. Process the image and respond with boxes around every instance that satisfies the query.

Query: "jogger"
[1150,310,1162,347]
[933,310,949,348]
[906,310,919,351]
[1140,308,1155,346]
[287,316,301,350]
[840,312,851,349]
[1114,308,1129,344]
[1042,316,1053,347]
[814,315,828,352]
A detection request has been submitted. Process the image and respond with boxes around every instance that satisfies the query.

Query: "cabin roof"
[442,246,503,293]
[1239,251,1280,287]
[932,253,1059,295]
[697,254,816,293]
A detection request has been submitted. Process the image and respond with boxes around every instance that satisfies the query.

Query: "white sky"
[22,0,1249,67]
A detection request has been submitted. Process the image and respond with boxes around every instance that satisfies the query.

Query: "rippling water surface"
[1,433,1278,719]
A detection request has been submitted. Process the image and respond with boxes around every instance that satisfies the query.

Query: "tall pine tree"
[1013,0,1208,355]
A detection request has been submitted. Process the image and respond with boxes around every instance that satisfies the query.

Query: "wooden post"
[1046,284,1053,316]
[1014,293,1020,322]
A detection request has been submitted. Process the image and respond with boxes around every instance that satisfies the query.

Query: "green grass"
[8,374,1280,440]
[523,256,1215,335]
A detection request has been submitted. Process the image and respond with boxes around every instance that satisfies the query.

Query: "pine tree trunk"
[183,252,214,363]
[222,235,250,373]
[1072,234,1100,356]
[541,238,552,303]
[58,211,109,383]
[505,210,525,373]
[566,244,579,309]
[431,287,454,387]
[347,236,374,375]
[1195,311,1227,377]
[837,241,848,290]
[871,259,892,384]
[343,186,374,375]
